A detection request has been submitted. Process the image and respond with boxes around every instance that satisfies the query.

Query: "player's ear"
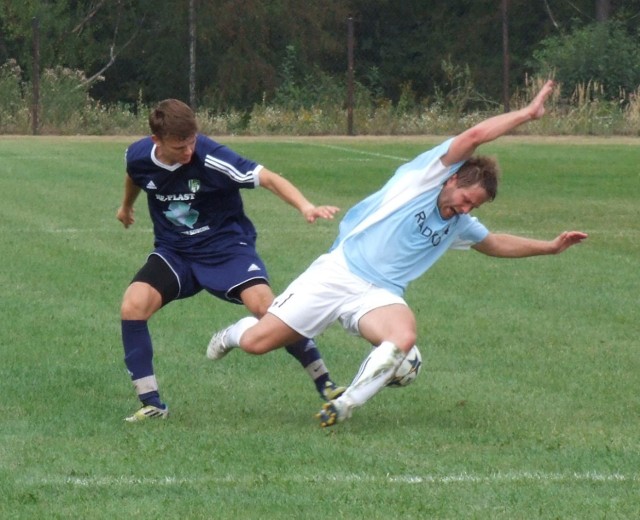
[444,174,458,187]
[150,134,162,146]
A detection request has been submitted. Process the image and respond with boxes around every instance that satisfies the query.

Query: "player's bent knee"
[120,300,154,321]
[393,331,417,352]
[120,287,162,320]
[252,303,272,319]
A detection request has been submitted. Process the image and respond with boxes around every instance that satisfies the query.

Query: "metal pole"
[347,16,354,135]
[32,17,40,135]
[501,0,510,112]
[595,0,610,22]
[189,0,197,110]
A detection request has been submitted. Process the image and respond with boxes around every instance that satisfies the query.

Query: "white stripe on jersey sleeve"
[204,155,260,184]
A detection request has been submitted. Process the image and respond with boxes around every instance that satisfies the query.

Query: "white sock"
[226,316,258,346]
[339,341,405,409]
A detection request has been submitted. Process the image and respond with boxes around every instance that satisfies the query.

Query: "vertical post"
[346,16,354,136]
[501,0,510,112]
[189,0,197,110]
[32,17,40,135]
[595,0,610,22]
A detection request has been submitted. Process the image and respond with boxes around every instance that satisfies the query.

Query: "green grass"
[0,135,638,519]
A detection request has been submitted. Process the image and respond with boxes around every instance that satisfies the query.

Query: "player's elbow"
[462,126,488,149]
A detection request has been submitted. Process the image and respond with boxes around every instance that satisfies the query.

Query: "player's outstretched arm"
[472,230,588,258]
[259,168,340,223]
[442,79,555,166]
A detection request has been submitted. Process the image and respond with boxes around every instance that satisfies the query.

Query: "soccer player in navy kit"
[206,80,588,427]
[117,98,343,422]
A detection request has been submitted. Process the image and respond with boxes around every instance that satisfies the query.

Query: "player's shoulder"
[194,134,253,173]
[125,136,154,164]
[195,133,224,153]
[457,213,486,232]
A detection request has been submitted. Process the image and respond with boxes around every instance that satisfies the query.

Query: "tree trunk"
[595,0,610,21]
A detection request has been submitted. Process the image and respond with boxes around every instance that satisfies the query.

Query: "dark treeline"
[1,0,639,110]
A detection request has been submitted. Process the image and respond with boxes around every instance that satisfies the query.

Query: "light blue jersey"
[331,139,489,296]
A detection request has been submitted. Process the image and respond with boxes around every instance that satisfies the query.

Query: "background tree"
[347,0,640,105]
[0,0,146,90]
[532,20,640,100]
[1,0,640,109]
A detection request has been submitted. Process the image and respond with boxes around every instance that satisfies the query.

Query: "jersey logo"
[414,210,451,247]
[146,180,157,190]
[247,264,261,272]
[188,179,201,193]
[163,202,199,228]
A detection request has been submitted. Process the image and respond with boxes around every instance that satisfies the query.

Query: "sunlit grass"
[0,136,638,518]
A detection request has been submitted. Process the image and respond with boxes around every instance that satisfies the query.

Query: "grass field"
[0,135,638,519]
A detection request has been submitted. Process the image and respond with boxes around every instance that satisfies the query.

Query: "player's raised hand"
[303,204,340,223]
[528,80,555,121]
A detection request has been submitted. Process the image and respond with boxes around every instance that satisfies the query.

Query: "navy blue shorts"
[150,245,269,304]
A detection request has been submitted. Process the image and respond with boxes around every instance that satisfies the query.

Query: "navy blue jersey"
[126,134,262,261]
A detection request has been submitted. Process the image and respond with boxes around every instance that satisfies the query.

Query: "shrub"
[532,21,640,101]
[36,66,93,133]
[1,57,639,136]
[0,59,30,133]
[272,45,347,112]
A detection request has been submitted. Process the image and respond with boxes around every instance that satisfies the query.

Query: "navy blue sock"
[122,319,163,407]
[139,391,164,409]
[285,338,331,393]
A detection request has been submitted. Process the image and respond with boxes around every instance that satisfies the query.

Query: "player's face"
[437,177,490,219]
[153,134,197,165]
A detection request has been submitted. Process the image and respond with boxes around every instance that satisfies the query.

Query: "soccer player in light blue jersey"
[117,99,344,422]
[206,80,588,427]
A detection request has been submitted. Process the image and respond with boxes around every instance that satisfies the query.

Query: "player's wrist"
[300,203,316,216]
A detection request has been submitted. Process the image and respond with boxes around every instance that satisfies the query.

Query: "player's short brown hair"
[456,156,500,201]
[148,99,198,140]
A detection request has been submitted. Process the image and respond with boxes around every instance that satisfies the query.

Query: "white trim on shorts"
[267,248,406,339]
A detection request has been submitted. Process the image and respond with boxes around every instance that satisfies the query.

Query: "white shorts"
[268,249,407,339]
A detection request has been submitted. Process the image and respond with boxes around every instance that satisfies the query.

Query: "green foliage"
[0,59,29,133]
[0,59,23,112]
[272,45,346,111]
[0,59,152,135]
[362,66,386,106]
[194,0,350,111]
[3,1,640,110]
[0,0,146,83]
[38,66,92,129]
[3,52,640,137]
[532,20,640,100]
[432,58,494,115]
[196,109,249,136]
[1,137,639,518]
